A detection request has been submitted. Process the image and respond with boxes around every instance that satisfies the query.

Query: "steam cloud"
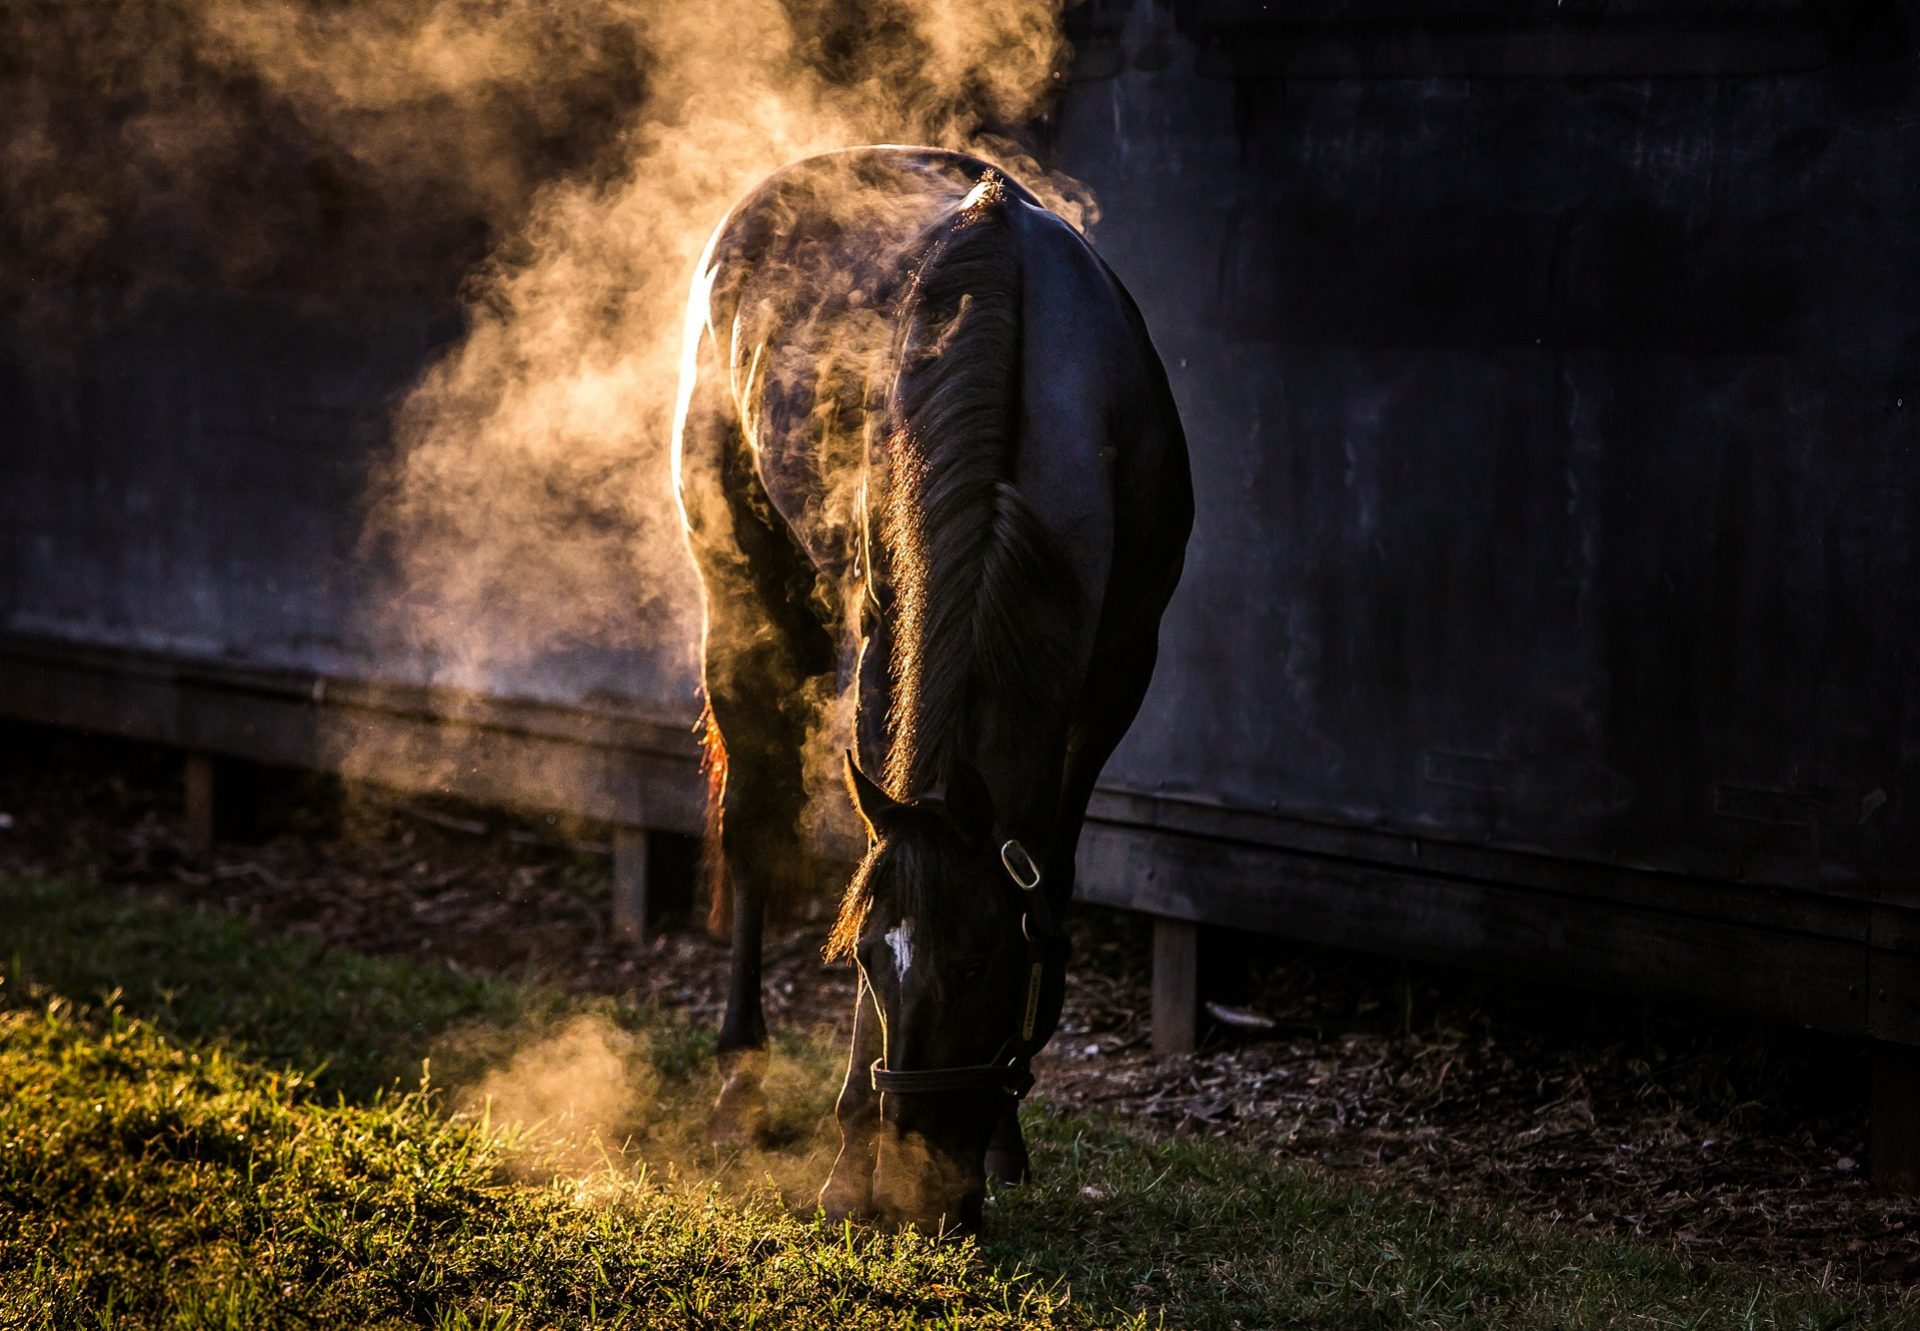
[354,0,1089,697]
[459,1014,661,1174]
[450,1010,848,1200]
[6,0,1089,871]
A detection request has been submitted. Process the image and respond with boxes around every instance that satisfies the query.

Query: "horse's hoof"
[706,1093,770,1147]
[707,1050,771,1147]
[984,1148,1030,1186]
[818,1185,875,1227]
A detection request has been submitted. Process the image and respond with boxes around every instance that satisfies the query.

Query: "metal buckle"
[1000,839,1041,892]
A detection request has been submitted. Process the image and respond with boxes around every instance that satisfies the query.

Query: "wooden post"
[183,752,216,852]
[612,826,650,940]
[1152,916,1199,1057]
[1871,1041,1920,1192]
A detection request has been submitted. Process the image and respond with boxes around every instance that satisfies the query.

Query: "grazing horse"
[672,146,1191,1232]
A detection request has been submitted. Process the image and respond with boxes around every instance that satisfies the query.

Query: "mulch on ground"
[2,722,1913,1290]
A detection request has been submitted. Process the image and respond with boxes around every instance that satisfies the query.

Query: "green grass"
[1,874,1914,1330]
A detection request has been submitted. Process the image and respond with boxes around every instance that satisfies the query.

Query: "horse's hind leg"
[698,544,835,1142]
[680,384,837,1146]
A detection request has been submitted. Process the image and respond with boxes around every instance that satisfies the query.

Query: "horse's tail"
[879,171,1080,797]
[697,697,731,936]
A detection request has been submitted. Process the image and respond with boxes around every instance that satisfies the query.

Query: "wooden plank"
[1152,918,1199,1058]
[320,707,703,835]
[1078,822,1873,1039]
[0,634,705,836]
[1867,903,1920,1047]
[1086,787,1873,939]
[612,826,649,940]
[1871,1043,1920,1193]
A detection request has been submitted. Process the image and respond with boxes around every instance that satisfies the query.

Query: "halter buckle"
[1000,839,1041,892]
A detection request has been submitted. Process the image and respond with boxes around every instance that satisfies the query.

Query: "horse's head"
[829,753,1065,1233]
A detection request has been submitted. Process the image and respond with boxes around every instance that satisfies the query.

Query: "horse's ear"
[843,751,897,840]
[945,760,996,847]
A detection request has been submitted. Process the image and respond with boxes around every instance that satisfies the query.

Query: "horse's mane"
[822,170,1083,962]
[875,171,1080,801]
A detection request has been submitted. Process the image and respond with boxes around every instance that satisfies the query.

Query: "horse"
[671,145,1192,1232]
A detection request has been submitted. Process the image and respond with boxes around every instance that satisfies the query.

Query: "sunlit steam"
[6,0,1086,868]
[348,0,1089,857]
[449,1009,849,1199]
[459,1015,661,1173]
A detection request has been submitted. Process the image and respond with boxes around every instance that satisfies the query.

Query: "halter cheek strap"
[867,838,1064,1101]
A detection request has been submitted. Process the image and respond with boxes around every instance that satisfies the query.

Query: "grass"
[1,874,1914,1330]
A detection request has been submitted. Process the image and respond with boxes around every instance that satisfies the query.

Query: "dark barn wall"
[0,14,683,717]
[1058,0,1920,896]
[1,289,435,678]
[3,3,1918,911]
[0,286,692,714]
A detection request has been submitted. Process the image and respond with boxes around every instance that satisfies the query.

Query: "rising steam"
[459,1014,662,1174]
[343,0,1092,857]
[5,0,1090,872]
[354,0,1089,699]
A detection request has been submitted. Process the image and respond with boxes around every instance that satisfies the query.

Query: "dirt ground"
[2,722,1915,1292]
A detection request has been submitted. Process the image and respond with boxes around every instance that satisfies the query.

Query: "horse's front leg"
[820,970,883,1220]
[984,1105,1030,1184]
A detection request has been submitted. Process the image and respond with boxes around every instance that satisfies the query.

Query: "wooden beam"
[183,752,216,852]
[1152,917,1199,1057]
[0,633,705,836]
[612,826,650,940]
[1872,1042,1920,1193]
[1078,822,1873,1040]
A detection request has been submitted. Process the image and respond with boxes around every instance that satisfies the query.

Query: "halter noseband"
[867,838,1064,1102]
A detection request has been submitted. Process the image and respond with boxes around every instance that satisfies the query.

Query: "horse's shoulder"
[1008,193,1188,568]
[1010,202,1158,370]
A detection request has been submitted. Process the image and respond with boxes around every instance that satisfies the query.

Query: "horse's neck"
[959,695,1072,854]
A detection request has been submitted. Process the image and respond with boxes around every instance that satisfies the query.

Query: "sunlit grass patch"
[2,873,1915,1330]
[0,988,1083,1329]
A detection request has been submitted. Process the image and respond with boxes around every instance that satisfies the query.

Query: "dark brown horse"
[672,145,1191,1231]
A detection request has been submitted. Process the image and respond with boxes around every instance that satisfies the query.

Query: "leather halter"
[867,838,1064,1101]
